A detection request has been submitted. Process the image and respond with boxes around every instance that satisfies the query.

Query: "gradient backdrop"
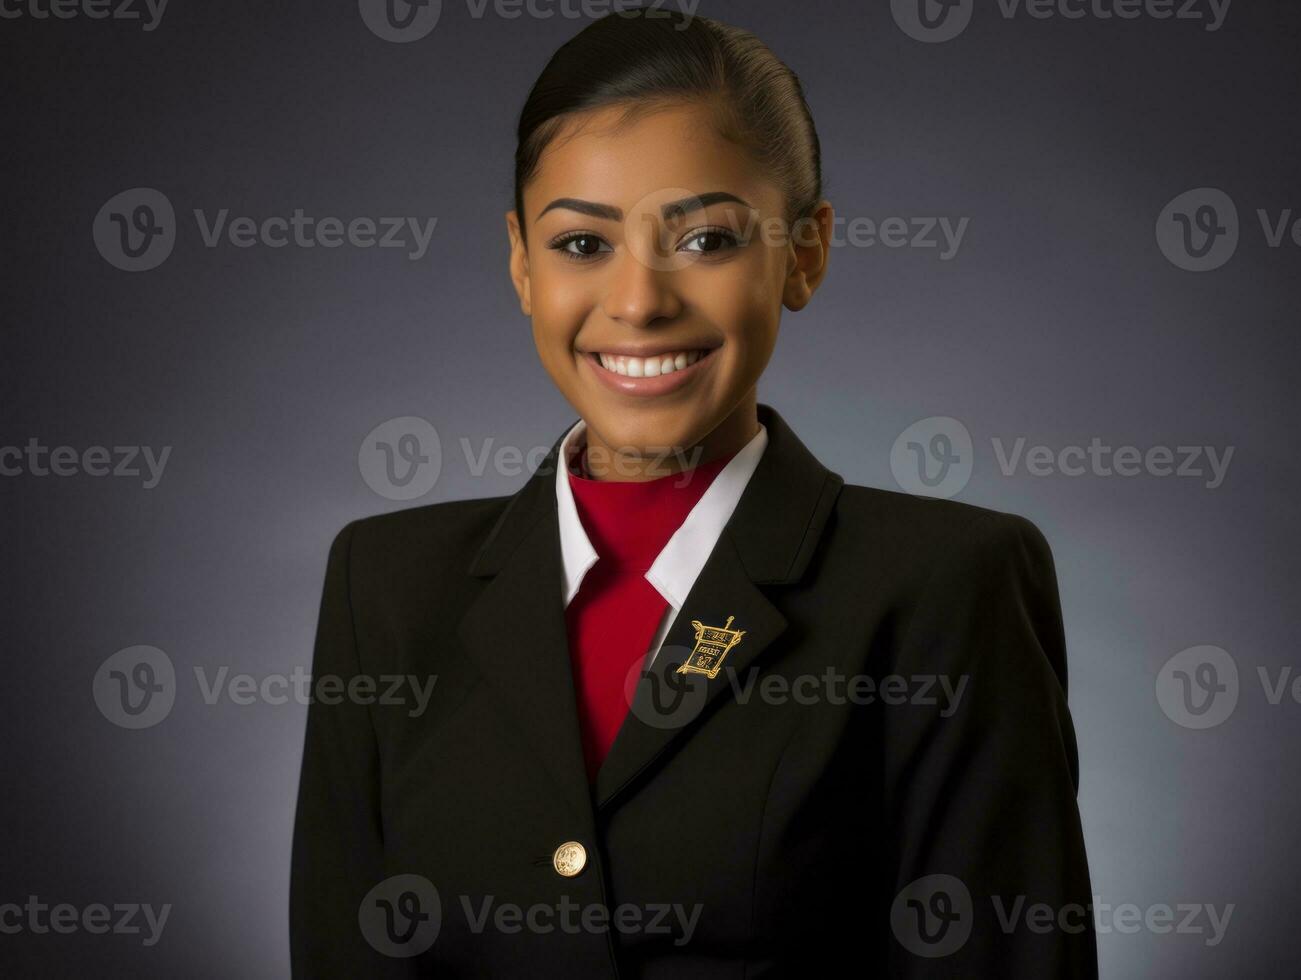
[2,0,1298,976]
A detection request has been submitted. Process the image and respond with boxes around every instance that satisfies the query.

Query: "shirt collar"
[555,417,769,608]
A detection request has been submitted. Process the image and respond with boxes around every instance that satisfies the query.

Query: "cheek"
[530,270,593,340]
[688,255,780,338]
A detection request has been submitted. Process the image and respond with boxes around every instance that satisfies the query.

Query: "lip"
[580,347,718,398]
[580,343,719,358]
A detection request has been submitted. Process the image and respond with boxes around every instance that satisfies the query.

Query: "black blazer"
[289,402,1096,978]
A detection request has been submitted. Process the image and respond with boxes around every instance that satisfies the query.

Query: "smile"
[581,347,718,397]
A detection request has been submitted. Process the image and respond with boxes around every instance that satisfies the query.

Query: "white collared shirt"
[555,417,769,668]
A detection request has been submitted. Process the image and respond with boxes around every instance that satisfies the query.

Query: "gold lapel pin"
[677,615,746,680]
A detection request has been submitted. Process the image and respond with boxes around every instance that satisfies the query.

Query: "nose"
[600,245,683,330]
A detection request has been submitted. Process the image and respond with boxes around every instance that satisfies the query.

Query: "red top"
[564,442,737,783]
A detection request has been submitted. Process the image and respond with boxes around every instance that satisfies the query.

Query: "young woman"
[290,8,1096,978]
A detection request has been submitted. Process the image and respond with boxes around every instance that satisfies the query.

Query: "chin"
[589,408,704,455]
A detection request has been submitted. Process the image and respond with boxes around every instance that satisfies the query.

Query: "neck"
[579,392,760,483]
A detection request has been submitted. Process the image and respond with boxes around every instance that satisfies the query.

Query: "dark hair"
[513,6,823,244]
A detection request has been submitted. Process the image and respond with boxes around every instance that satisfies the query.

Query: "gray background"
[2,0,1297,976]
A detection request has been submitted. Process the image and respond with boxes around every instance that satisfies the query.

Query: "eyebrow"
[536,191,753,224]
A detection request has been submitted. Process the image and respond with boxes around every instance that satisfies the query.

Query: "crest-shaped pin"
[676,615,746,679]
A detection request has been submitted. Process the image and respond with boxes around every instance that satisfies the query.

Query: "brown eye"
[680,228,739,254]
[547,232,613,261]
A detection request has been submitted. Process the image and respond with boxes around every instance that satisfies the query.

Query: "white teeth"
[596,349,705,377]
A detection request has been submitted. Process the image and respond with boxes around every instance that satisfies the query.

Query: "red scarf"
[564,443,736,783]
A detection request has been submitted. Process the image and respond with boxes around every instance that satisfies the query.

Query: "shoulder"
[828,481,1057,597]
[831,484,1068,688]
[834,481,1052,552]
[325,494,514,585]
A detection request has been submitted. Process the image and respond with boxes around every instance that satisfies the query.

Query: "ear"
[506,209,532,316]
[782,200,834,312]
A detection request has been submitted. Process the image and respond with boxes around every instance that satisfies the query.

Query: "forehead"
[526,102,781,220]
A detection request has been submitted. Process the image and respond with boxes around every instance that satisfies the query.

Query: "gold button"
[552,841,587,877]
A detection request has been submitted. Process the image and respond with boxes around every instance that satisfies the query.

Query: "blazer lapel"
[594,404,843,809]
[455,403,844,818]
[454,432,594,819]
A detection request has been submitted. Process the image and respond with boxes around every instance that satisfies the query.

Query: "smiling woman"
[289,7,1097,979]
[503,11,832,480]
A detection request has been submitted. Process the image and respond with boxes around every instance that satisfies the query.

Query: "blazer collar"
[456,403,844,815]
[553,415,770,610]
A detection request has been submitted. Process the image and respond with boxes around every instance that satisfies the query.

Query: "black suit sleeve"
[883,511,1097,978]
[289,521,418,978]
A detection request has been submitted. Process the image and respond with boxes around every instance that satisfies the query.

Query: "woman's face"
[507,102,831,477]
